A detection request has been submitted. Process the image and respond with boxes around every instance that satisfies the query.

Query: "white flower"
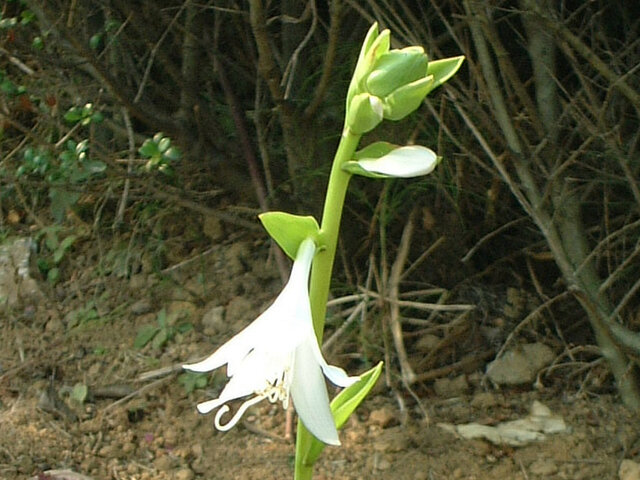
[357,145,439,177]
[183,238,358,445]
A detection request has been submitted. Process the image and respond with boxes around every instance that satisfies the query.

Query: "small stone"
[451,467,464,479]
[129,274,147,291]
[471,392,498,409]
[98,444,120,457]
[203,216,224,242]
[175,468,195,480]
[201,304,226,335]
[434,375,469,398]
[486,343,554,385]
[376,457,391,470]
[529,459,558,476]
[620,460,640,480]
[226,296,253,329]
[122,442,136,454]
[369,406,396,428]
[164,427,178,445]
[415,334,440,353]
[130,299,152,315]
[153,454,173,471]
[166,301,198,321]
[191,443,203,458]
[45,316,64,333]
[414,471,429,480]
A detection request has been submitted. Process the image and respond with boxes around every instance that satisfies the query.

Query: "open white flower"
[183,238,358,445]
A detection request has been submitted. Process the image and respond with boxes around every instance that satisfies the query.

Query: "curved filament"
[214,395,266,431]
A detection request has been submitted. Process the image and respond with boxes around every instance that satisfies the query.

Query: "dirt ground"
[1,235,639,480]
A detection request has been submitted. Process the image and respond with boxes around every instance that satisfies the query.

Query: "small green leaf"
[303,362,383,465]
[152,327,169,349]
[89,34,102,50]
[139,139,160,158]
[178,372,209,394]
[157,309,167,329]
[64,108,82,123]
[177,322,193,334]
[158,137,171,153]
[53,234,77,264]
[47,267,60,284]
[32,36,44,50]
[163,146,181,161]
[91,111,104,123]
[71,383,88,404]
[258,212,320,260]
[134,324,159,349]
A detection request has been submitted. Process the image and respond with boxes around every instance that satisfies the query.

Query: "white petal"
[291,337,341,446]
[196,397,226,414]
[182,317,266,374]
[183,239,316,376]
[359,145,437,177]
[304,328,359,388]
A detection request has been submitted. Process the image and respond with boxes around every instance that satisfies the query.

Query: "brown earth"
[1,235,639,480]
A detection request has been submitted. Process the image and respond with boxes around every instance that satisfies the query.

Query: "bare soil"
[1,235,638,480]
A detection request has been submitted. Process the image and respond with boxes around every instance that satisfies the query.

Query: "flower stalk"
[182,20,464,480]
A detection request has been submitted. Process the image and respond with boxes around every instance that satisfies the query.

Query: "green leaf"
[64,108,82,123]
[83,159,107,174]
[32,36,44,50]
[158,137,171,153]
[89,34,102,50]
[91,111,104,123]
[53,234,77,264]
[134,324,159,349]
[157,308,167,329]
[303,362,383,465]
[177,322,193,334]
[426,55,465,89]
[152,327,169,349]
[71,383,88,404]
[258,212,320,260]
[139,139,160,158]
[163,146,181,161]
[178,372,208,394]
[47,267,60,284]
[49,189,80,223]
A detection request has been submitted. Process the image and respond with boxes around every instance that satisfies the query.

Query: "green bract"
[302,362,383,466]
[346,93,383,134]
[366,47,428,98]
[382,75,434,121]
[427,56,465,89]
[258,212,320,260]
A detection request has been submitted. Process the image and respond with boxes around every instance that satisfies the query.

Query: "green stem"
[310,127,361,340]
[293,126,361,480]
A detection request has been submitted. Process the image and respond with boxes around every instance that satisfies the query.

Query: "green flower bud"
[366,47,428,98]
[347,24,390,109]
[346,93,383,134]
[381,75,434,121]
